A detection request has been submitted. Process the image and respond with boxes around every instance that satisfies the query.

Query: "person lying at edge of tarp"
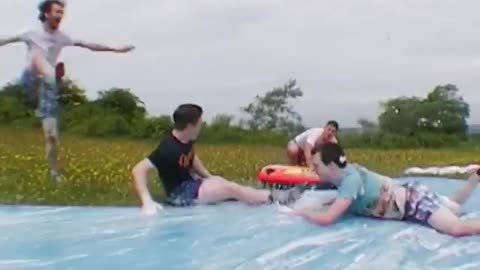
[287,142,480,237]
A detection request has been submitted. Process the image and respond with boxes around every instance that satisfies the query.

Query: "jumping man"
[0,0,135,181]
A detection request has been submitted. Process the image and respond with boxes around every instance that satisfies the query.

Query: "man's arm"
[294,198,352,226]
[303,143,315,168]
[132,159,156,206]
[0,36,22,47]
[73,41,135,53]
[192,156,212,178]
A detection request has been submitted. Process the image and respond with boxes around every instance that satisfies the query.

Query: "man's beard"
[48,18,62,29]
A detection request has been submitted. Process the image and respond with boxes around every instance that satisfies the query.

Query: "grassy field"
[0,127,479,206]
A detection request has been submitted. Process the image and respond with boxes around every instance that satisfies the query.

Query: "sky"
[1,0,479,127]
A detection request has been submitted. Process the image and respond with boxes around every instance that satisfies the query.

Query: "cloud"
[1,0,479,127]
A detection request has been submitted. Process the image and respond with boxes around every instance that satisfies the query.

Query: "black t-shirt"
[147,134,195,196]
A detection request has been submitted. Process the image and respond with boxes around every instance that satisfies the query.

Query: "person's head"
[315,143,347,181]
[172,104,203,141]
[322,120,339,140]
[38,0,65,30]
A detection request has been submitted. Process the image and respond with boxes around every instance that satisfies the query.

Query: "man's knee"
[287,142,299,155]
[209,177,241,195]
[45,135,59,155]
[31,53,55,78]
[46,135,58,145]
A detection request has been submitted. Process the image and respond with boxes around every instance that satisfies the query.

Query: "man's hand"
[141,201,164,216]
[74,42,135,53]
[303,144,314,169]
[290,198,352,226]
[114,45,135,53]
[192,156,212,178]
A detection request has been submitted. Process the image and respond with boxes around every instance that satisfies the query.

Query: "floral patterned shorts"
[402,181,444,223]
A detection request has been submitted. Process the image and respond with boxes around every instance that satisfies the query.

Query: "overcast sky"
[1,0,479,127]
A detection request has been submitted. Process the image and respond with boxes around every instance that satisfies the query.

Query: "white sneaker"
[270,187,302,205]
[51,171,66,183]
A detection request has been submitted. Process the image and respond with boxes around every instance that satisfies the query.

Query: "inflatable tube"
[257,164,335,190]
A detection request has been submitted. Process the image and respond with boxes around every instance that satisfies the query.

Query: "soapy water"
[1,177,480,270]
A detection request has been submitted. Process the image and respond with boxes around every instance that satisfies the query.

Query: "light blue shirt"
[336,164,384,215]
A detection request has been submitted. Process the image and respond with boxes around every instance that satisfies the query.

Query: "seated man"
[289,143,480,237]
[132,104,301,215]
[287,121,339,169]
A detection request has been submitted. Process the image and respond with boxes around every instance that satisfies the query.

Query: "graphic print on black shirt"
[147,134,195,196]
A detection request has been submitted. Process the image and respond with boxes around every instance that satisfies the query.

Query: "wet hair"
[38,0,64,22]
[173,104,203,130]
[326,120,339,130]
[320,143,347,168]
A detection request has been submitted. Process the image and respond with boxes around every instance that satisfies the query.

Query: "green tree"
[378,84,470,137]
[58,78,88,108]
[241,79,304,135]
[378,97,422,135]
[210,114,234,128]
[95,88,146,121]
[421,84,470,135]
[357,118,377,133]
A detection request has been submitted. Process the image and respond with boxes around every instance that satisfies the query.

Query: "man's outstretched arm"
[73,41,135,53]
[293,198,352,226]
[0,36,22,47]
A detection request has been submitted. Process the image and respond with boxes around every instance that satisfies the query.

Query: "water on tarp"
[1,177,480,270]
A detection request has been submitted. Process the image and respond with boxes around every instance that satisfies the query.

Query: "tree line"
[0,78,474,149]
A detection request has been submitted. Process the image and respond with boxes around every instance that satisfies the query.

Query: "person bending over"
[287,121,339,168]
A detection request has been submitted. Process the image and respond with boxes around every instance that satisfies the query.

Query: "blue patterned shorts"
[166,178,203,207]
[20,70,59,119]
[403,181,444,223]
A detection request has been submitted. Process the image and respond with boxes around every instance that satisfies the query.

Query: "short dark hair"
[173,104,203,130]
[326,120,339,130]
[320,143,347,168]
[38,0,64,22]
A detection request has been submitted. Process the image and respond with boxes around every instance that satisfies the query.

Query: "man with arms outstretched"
[0,0,134,181]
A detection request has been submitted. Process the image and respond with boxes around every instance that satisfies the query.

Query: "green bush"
[339,132,463,149]
[0,83,471,149]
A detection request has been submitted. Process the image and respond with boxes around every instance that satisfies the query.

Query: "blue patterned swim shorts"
[165,178,204,207]
[403,181,444,223]
[20,70,59,119]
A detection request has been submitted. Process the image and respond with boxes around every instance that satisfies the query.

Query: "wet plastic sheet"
[0,177,479,270]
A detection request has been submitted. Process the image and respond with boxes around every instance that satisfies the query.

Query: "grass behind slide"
[0,128,478,206]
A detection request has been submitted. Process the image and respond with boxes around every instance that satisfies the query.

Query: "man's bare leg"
[42,118,64,182]
[287,141,301,166]
[31,52,64,181]
[450,173,480,205]
[428,206,480,237]
[196,176,301,205]
[31,51,57,116]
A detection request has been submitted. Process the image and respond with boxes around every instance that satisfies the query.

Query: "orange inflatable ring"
[257,164,334,190]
